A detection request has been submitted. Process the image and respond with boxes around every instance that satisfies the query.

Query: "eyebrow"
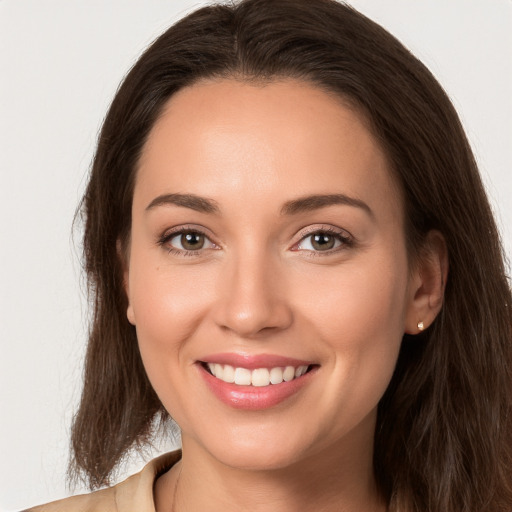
[145,192,373,218]
[280,194,374,218]
[145,193,220,214]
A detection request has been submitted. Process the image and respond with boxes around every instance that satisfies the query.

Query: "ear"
[404,230,448,334]
[117,239,136,326]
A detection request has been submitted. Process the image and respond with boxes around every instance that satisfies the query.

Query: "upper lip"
[199,352,315,370]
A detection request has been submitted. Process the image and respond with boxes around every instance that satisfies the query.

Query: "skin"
[123,79,447,511]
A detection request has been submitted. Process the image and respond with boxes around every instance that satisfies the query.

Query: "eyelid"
[290,224,354,254]
[157,223,354,256]
[157,224,220,254]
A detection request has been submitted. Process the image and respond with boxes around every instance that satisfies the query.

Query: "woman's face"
[125,79,421,470]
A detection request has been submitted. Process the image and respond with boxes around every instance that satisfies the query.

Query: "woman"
[27,0,512,510]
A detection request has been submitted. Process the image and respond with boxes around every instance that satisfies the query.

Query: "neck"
[155,429,386,512]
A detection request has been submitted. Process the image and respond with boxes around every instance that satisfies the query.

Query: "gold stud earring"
[417,321,424,331]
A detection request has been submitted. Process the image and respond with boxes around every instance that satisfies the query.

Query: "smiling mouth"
[201,362,315,387]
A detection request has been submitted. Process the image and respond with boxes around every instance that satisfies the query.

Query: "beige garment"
[25,451,181,512]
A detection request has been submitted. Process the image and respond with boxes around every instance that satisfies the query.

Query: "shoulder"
[23,485,117,512]
[24,451,182,512]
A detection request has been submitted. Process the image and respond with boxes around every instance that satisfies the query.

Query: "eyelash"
[157,225,354,257]
[291,226,354,256]
[157,226,218,257]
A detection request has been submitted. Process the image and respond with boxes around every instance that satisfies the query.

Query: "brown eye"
[166,230,216,253]
[311,234,336,251]
[180,232,205,250]
[296,230,350,253]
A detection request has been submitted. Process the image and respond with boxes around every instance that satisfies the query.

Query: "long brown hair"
[70,0,512,509]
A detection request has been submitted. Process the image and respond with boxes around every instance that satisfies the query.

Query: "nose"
[212,250,293,338]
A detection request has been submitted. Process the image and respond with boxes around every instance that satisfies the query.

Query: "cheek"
[129,253,215,343]
[129,265,211,423]
[293,255,409,342]
[126,249,216,401]
[290,251,409,408]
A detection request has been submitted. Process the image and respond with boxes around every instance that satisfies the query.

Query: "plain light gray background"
[1,1,511,510]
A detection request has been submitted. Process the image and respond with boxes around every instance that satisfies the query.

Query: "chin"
[186,420,321,472]
[211,442,306,472]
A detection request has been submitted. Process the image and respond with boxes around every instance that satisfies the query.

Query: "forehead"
[135,79,402,222]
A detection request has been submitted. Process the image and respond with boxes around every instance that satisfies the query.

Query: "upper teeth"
[207,363,309,387]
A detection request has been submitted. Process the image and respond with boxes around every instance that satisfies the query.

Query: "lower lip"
[198,364,317,410]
